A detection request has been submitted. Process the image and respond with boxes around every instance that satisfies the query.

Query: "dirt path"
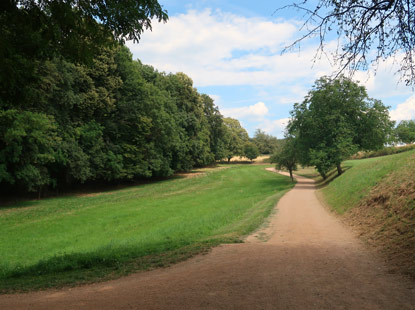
[1,170,414,309]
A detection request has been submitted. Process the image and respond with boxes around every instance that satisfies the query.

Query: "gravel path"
[1,169,414,309]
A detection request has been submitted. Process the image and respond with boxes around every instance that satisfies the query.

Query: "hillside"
[316,150,415,278]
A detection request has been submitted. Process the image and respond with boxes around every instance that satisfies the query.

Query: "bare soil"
[1,169,414,309]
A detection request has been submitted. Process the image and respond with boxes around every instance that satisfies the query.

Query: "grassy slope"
[321,151,414,214]
[346,151,415,278]
[0,165,294,292]
[298,150,415,278]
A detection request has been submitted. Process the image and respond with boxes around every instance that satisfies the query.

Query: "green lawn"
[296,150,415,214]
[0,164,294,291]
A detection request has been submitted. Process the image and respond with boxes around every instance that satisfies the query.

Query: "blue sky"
[127,0,415,138]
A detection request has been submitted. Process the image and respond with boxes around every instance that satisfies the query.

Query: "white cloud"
[221,102,269,119]
[389,95,415,122]
[127,9,334,88]
[127,8,414,137]
[353,55,413,99]
[208,94,221,105]
[260,118,290,138]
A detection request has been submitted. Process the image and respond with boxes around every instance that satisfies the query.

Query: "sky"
[127,0,415,138]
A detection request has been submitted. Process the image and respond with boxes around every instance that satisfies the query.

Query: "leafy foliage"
[288,76,394,179]
[0,110,58,192]
[222,118,250,162]
[244,142,259,162]
[0,43,248,194]
[271,137,298,182]
[252,129,280,154]
[0,1,251,195]
[395,120,415,144]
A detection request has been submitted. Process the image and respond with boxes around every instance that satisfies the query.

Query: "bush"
[351,144,415,159]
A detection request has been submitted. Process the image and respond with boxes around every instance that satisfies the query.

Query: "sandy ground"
[1,169,414,309]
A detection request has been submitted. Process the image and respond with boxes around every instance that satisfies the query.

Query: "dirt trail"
[1,169,414,309]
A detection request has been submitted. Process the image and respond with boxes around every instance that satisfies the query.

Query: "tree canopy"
[222,118,250,162]
[244,142,259,162]
[278,0,415,85]
[0,0,168,113]
[0,44,247,196]
[252,129,280,154]
[288,76,394,179]
[270,136,298,182]
[395,120,415,144]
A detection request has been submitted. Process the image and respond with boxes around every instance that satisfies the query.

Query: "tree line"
[1,44,271,196]
[1,1,279,196]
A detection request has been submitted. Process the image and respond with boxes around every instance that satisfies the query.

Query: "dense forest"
[0,43,264,196]
[1,1,277,196]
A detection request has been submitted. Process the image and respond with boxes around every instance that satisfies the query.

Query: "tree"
[0,0,167,63]
[288,76,394,179]
[0,110,58,195]
[270,137,298,182]
[395,120,415,144]
[277,0,415,85]
[201,94,228,161]
[252,129,280,154]
[223,118,249,162]
[244,142,259,162]
[0,0,168,110]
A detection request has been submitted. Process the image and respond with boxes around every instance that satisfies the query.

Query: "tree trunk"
[336,163,343,176]
[289,169,294,182]
[227,157,231,163]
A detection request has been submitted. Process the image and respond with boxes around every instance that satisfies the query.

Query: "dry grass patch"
[344,152,415,279]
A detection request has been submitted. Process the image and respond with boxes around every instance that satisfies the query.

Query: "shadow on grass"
[312,165,353,189]
[217,160,253,165]
[0,165,228,210]
[0,200,42,211]
[295,165,353,189]
[256,177,297,190]
[0,237,236,293]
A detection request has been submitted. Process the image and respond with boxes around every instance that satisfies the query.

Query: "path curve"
[1,170,414,309]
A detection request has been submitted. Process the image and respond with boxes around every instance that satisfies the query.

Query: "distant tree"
[252,129,280,154]
[277,0,415,85]
[223,118,249,162]
[288,76,394,179]
[201,94,228,161]
[244,142,259,162]
[270,137,297,182]
[395,120,415,144]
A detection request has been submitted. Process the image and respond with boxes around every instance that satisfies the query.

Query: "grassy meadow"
[0,164,294,291]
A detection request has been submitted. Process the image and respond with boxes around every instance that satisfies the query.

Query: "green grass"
[0,165,294,292]
[298,150,415,214]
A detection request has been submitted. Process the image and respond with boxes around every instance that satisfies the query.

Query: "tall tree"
[277,0,415,85]
[201,94,228,161]
[0,0,168,110]
[288,76,394,179]
[223,118,249,162]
